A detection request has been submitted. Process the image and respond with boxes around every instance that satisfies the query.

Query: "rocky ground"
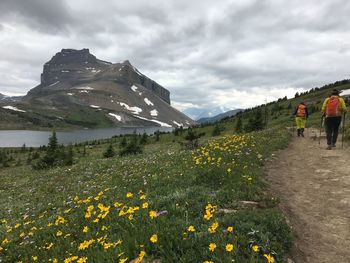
[266,128,350,263]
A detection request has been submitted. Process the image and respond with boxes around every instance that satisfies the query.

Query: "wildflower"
[263,254,275,263]
[83,226,89,233]
[187,225,196,232]
[209,243,217,252]
[227,226,233,233]
[14,223,21,228]
[45,243,54,250]
[64,208,71,214]
[56,231,63,237]
[225,243,234,252]
[252,245,260,252]
[78,239,95,250]
[208,222,219,233]
[139,194,146,200]
[142,202,149,209]
[149,210,157,219]
[32,256,38,261]
[150,234,158,243]
[134,251,146,263]
[119,259,128,263]
[126,192,133,198]
[114,201,123,208]
[64,256,79,263]
[203,261,213,263]
[55,216,65,225]
[77,257,88,263]
[101,226,108,231]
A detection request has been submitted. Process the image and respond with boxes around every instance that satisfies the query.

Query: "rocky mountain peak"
[47,48,97,66]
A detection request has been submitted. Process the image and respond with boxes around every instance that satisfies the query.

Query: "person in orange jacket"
[293,102,308,137]
[321,89,347,149]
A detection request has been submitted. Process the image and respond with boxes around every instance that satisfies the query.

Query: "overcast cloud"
[1,0,350,112]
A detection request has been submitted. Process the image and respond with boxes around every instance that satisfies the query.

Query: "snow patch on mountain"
[49,81,60,86]
[119,102,142,114]
[108,113,121,121]
[150,109,158,116]
[144,98,154,106]
[76,86,94,90]
[172,120,183,127]
[131,85,138,92]
[134,115,172,127]
[90,105,100,108]
[2,106,26,112]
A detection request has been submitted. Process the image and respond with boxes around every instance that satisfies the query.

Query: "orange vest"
[296,104,306,117]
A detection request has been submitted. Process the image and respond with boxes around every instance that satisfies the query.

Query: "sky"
[1,0,350,113]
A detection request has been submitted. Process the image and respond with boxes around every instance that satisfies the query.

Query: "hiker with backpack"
[321,89,347,150]
[293,102,308,137]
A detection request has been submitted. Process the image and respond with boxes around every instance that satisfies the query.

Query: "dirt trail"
[266,128,350,263]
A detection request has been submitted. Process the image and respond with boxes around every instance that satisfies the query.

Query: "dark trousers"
[325,116,342,145]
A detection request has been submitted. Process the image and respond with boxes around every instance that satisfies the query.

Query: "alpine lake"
[0,126,173,147]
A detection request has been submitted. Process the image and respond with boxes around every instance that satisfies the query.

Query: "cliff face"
[28,49,170,104]
[1,49,194,130]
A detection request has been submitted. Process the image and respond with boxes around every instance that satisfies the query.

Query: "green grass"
[0,127,291,263]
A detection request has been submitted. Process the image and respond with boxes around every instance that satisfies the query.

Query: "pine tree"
[103,144,115,158]
[212,124,221,136]
[235,115,243,133]
[140,132,148,144]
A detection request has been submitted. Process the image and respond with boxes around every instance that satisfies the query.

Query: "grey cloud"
[0,0,74,33]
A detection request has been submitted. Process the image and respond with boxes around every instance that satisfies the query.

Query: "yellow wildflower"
[149,210,157,219]
[126,192,133,198]
[208,222,219,234]
[225,243,234,252]
[119,258,128,263]
[32,256,38,261]
[77,257,88,263]
[56,231,63,237]
[263,254,275,263]
[83,226,89,233]
[139,194,146,200]
[55,216,65,225]
[142,202,149,209]
[187,225,196,232]
[208,243,216,252]
[252,245,260,252]
[227,226,233,233]
[78,239,95,250]
[150,234,158,243]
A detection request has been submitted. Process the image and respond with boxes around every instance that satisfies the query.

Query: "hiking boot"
[331,144,336,148]
[301,132,304,137]
[326,145,332,150]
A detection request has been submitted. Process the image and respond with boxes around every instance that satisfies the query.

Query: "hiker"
[293,102,308,137]
[321,89,348,149]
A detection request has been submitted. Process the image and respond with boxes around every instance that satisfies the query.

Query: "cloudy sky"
[1,0,350,113]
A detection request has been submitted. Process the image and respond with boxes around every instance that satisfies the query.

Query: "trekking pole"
[318,115,324,145]
[342,112,346,148]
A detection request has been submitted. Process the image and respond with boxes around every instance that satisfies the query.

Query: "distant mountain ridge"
[197,109,242,124]
[0,49,194,130]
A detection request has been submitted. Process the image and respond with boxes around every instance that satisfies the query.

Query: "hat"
[331,89,341,95]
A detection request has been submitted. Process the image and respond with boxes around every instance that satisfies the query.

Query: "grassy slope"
[0,82,349,263]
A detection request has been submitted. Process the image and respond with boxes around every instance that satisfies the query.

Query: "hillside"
[0,49,194,130]
[0,79,349,263]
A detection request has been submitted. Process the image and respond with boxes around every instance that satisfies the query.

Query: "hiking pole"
[342,112,346,148]
[319,115,324,145]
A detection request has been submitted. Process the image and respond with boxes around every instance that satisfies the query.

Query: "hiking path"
[266,128,350,263]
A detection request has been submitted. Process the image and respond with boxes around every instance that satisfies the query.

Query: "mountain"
[0,49,194,130]
[197,109,242,124]
[183,106,233,120]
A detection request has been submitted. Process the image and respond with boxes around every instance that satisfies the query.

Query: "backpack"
[326,97,340,117]
[296,104,306,117]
